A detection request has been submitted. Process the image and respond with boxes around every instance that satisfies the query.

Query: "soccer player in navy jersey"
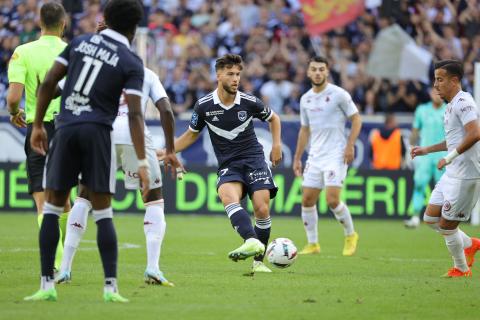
[26,0,146,302]
[159,54,282,273]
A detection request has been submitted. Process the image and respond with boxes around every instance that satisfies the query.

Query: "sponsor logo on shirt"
[206,110,224,116]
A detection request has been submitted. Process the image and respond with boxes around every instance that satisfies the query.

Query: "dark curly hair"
[103,0,143,35]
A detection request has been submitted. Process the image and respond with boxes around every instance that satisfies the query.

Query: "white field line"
[0,239,140,253]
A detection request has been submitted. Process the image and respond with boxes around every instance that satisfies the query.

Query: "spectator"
[370,114,406,170]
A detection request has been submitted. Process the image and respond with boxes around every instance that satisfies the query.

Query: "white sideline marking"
[0,240,140,253]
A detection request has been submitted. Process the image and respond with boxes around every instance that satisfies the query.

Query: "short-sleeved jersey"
[413,102,446,147]
[7,35,67,123]
[112,67,168,148]
[55,29,144,129]
[299,84,358,168]
[444,90,480,179]
[189,89,273,168]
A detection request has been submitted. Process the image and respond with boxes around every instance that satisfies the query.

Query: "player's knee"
[326,197,340,209]
[423,214,440,231]
[302,195,317,207]
[253,202,270,218]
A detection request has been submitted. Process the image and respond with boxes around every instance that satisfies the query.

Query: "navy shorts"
[217,157,278,200]
[44,123,116,194]
[25,122,55,194]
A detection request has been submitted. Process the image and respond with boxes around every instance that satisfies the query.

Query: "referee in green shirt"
[7,2,69,271]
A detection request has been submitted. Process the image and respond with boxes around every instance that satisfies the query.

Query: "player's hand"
[437,158,447,170]
[293,159,303,177]
[30,125,48,156]
[138,165,150,199]
[270,144,282,167]
[410,146,427,159]
[10,109,26,128]
[344,144,355,164]
[156,149,166,161]
[163,151,186,180]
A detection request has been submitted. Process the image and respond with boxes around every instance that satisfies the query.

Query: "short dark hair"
[215,54,243,71]
[434,59,463,81]
[309,56,329,68]
[104,0,143,35]
[40,2,66,30]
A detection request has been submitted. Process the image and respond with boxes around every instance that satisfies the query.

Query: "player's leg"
[25,127,79,301]
[324,165,357,256]
[119,144,172,285]
[299,161,322,254]
[438,218,471,277]
[25,122,68,271]
[218,179,263,261]
[80,124,127,302]
[56,185,91,283]
[405,157,432,228]
[299,187,322,254]
[326,186,358,256]
[25,189,70,301]
[250,189,273,272]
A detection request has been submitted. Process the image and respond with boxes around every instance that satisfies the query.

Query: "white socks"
[104,277,118,294]
[41,276,55,290]
[301,206,318,244]
[330,202,355,236]
[458,229,472,249]
[424,215,473,249]
[60,198,91,273]
[441,228,469,272]
[144,200,166,272]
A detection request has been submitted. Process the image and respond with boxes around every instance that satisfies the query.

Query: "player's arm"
[411,140,447,159]
[7,83,26,128]
[268,112,282,167]
[7,48,27,128]
[293,126,310,177]
[345,112,362,164]
[126,93,150,196]
[409,128,419,145]
[30,61,67,155]
[175,129,200,152]
[436,120,480,169]
[154,97,185,176]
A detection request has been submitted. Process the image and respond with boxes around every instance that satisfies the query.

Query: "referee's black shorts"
[45,123,116,194]
[24,121,55,194]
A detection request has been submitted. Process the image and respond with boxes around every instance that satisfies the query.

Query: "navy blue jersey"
[54,29,144,129]
[189,89,273,168]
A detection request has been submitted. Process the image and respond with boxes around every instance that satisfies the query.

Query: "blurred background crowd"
[0,0,479,117]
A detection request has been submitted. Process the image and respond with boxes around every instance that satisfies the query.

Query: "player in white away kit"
[55,65,183,286]
[411,60,480,277]
[293,56,362,256]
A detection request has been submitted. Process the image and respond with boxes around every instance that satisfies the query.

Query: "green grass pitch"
[1,213,480,319]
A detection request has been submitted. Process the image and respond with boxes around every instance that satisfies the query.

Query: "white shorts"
[302,160,347,190]
[429,174,480,222]
[116,144,162,190]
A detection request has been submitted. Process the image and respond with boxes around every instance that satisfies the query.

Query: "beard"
[222,83,237,95]
[311,77,326,87]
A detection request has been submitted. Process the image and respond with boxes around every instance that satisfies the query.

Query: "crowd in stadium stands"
[1,0,479,115]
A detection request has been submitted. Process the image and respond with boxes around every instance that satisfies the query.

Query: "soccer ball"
[266,238,297,268]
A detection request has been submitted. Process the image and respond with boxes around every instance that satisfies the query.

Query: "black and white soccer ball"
[266,238,297,268]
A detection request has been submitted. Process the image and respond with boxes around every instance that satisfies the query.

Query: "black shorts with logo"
[216,157,278,200]
[45,123,116,194]
[25,122,55,194]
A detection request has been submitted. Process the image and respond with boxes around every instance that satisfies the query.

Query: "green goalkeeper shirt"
[7,35,67,124]
[413,101,447,147]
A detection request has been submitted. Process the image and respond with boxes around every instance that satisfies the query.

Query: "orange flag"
[300,0,364,35]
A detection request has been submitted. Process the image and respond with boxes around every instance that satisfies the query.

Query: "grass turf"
[0,213,480,320]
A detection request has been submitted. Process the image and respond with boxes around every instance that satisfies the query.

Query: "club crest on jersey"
[238,111,247,121]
